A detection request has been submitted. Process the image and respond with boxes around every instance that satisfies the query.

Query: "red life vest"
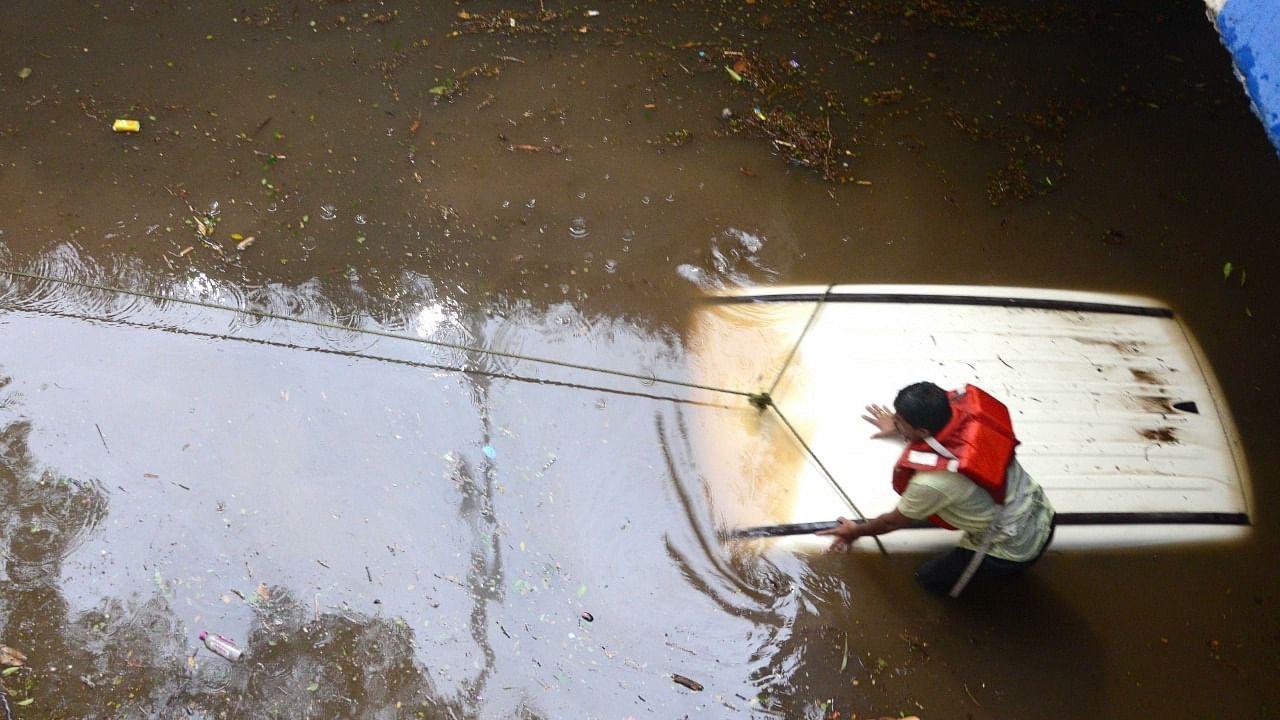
[891,385,1019,529]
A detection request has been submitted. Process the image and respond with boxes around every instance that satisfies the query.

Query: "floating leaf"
[307,682,320,692]
[17,67,32,79]
[1223,261,1233,280]
[840,635,848,672]
[15,698,33,707]
[2,666,21,676]
[577,584,588,597]
[429,85,448,96]
[724,66,743,82]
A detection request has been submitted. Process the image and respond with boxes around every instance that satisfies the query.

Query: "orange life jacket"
[891,385,1019,529]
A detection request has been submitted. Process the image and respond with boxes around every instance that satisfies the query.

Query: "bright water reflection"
[0,247,815,717]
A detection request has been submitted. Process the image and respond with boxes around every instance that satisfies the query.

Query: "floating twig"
[251,116,273,138]
[672,674,703,691]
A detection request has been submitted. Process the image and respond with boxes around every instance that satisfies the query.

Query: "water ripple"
[1,473,111,588]
[676,227,781,292]
[0,246,506,381]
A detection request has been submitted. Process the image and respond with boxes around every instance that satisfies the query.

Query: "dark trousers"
[915,516,1056,596]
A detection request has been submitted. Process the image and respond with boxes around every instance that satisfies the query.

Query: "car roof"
[692,285,1252,552]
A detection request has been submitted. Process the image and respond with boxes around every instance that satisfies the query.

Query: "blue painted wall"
[1213,0,1280,155]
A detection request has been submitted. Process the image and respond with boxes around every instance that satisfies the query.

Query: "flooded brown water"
[2,1,1278,718]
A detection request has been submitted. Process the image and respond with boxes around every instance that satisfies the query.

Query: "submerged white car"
[689,285,1252,553]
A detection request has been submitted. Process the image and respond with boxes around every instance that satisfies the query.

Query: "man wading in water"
[817,382,1056,597]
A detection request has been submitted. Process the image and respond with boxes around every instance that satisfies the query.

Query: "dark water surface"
[2,1,1278,718]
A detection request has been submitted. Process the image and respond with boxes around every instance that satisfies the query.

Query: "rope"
[768,405,887,555]
[765,283,834,398]
[1,267,880,544]
[9,302,738,411]
[747,284,883,550]
[0,268,752,402]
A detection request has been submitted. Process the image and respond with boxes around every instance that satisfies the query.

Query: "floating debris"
[0,646,25,667]
[199,631,243,661]
[736,107,852,182]
[671,673,703,691]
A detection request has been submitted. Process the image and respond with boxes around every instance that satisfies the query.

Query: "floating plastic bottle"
[199,631,242,661]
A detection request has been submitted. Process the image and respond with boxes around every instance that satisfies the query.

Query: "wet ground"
[2,1,1279,718]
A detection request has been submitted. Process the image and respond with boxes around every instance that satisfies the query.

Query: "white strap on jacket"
[922,435,960,472]
[947,458,1034,598]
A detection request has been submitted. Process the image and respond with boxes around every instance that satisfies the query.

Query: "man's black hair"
[894,382,952,434]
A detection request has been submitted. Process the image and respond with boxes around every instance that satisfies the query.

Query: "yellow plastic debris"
[112,119,141,133]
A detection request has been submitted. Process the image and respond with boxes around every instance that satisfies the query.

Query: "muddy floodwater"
[2,1,1279,718]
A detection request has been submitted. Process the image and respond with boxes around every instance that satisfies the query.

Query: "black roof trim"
[705,292,1175,318]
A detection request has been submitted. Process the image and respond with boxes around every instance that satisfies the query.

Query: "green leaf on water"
[577,584,587,598]
[307,682,320,692]
[724,66,743,82]
[16,698,33,706]
[839,635,848,672]
[2,666,21,676]
[429,85,448,95]
[1223,261,1233,280]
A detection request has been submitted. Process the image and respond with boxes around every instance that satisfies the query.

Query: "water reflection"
[182,590,455,719]
[0,256,809,717]
[0,387,111,592]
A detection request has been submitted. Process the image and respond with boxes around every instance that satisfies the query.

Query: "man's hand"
[815,510,914,551]
[862,403,899,438]
[815,516,862,551]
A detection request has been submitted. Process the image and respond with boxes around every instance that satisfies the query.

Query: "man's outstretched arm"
[816,510,914,550]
